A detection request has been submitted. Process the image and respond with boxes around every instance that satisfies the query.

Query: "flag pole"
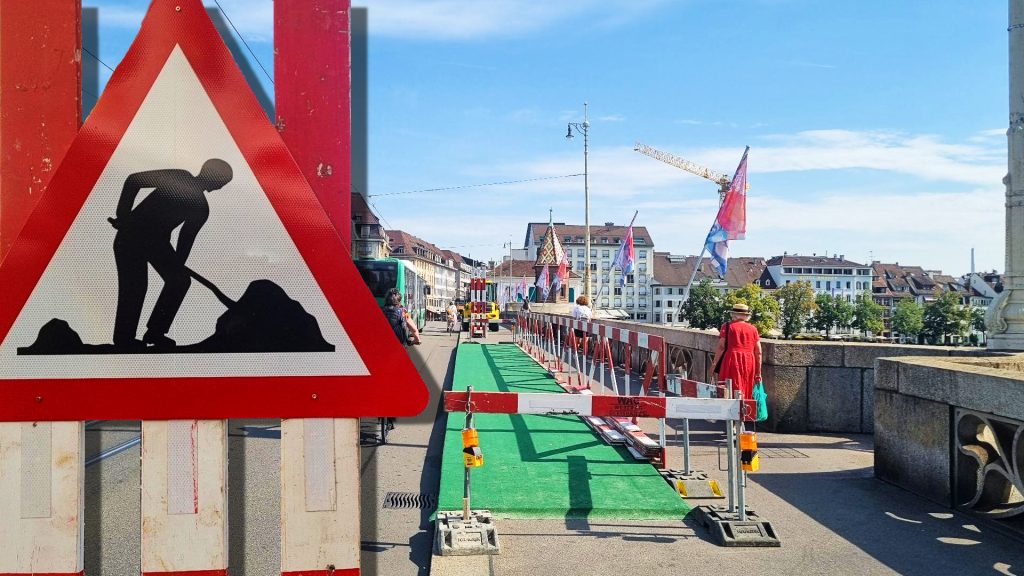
[678,245,709,318]
[627,210,638,228]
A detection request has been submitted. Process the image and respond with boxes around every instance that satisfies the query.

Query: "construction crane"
[634,141,730,205]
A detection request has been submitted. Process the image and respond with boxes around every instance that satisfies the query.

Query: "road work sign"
[0,0,427,420]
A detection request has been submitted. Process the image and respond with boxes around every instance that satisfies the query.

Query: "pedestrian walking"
[711,302,763,417]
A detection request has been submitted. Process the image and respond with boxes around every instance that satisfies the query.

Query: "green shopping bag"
[753,379,768,422]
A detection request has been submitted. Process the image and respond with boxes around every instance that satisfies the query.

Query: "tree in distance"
[678,278,723,329]
[923,287,971,344]
[722,283,779,337]
[812,293,854,337]
[774,280,817,339]
[853,293,885,337]
[891,298,924,343]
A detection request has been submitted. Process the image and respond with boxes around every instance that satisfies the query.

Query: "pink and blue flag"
[612,224,635,286]
[536,265,550,300]
[705,147,749,276]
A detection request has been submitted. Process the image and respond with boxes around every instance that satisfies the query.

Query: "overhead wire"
[212,0,275,86]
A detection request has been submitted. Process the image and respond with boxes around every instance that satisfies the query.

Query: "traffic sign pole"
[0,2,83,573]
[275,2,360,574]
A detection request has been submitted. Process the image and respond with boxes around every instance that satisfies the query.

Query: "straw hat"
[730,302,751,315]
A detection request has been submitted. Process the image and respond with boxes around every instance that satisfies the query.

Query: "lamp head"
[565,125,574,139]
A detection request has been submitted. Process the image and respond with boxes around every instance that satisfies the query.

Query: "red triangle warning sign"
[0,0,428,420]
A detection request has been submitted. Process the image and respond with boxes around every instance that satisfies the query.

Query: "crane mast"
[634,141,730,204]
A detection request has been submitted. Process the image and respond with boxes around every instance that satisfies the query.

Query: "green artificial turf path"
[437,342,690,519]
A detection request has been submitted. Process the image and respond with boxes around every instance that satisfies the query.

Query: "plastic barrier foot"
[435,510,501,556]
[691,505,781,547]
[660,469,724,499]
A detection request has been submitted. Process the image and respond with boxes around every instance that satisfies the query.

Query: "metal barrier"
[507,312,779,547]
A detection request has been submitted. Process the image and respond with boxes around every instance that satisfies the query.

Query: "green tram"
[355,257,428,331]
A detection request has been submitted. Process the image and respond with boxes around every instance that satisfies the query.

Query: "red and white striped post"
[0,1,83,573]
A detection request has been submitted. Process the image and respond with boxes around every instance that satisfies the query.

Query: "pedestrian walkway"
[436,342,688,519]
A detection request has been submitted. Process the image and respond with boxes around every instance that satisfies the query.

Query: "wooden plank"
[280,418,360,574]
[275,2,359,574]
[140,420,228,575]
[0,4,83,572]
[0,422,84,575]
[0,0,82,259]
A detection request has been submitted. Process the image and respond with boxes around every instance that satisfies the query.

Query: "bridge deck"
[437,342,690,519]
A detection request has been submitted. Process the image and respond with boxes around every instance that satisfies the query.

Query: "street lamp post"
[566,102,590,299]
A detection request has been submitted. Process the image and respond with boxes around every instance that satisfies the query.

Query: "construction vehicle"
[462,298,500,332]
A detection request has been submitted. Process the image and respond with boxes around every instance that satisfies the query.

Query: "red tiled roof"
[385,229,446,261]
[525,222,653,247]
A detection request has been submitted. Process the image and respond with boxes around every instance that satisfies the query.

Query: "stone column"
[987,0,1024,350]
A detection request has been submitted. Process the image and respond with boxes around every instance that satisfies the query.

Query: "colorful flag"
[515,277,527,301]
[552,250,569,292]
[612,224,635,286]
[537,265,550,300]
[704,148,749,276]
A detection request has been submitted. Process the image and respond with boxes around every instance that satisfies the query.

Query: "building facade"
[523,221,654,320]
[386,229,463,316]
[351,193,389,260]
[650,253,766,325]
[763,254,873,300]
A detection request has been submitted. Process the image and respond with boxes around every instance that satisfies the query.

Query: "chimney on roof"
[604,222,614,226]
[840,254,844,260]
[832,254,837,259]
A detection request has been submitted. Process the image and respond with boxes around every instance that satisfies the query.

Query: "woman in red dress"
[711,303,763,412]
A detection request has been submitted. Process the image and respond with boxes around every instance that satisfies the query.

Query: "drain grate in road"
[759,447,808,458]
[382,491,437,510]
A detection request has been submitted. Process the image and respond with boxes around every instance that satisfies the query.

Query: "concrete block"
[762,365,807,433]
[875,358,899,391]
[897,361,956,404]
[767,341,843,368]
[873,390,951,506]
[953,369,1024,421]
[435,510,500,556]
[808,367,862,433]
[861,369,875,434]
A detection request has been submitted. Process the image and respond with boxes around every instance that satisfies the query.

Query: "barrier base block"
[692,505,781,547]
[660,469,724,499]
[435,510,501,556]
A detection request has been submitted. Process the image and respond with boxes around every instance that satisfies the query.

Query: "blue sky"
[87,1,1008,276]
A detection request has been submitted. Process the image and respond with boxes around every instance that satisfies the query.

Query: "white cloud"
[438,128,1008,273]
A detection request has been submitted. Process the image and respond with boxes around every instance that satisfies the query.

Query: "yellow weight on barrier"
[462,428,484,468]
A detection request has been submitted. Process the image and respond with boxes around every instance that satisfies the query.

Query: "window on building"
[575,236,583,243]
[614,287,622,295]
[639,301,648,308]
[666,300,674,308]
[600,237,608,244]
[627,288,635,296]
[666,313,674,323]
[626,298,634,307]
[577,261,584,271]
[784,267,792,274]
[564,236,571,243]
[636,238,646,244]
[655,287,661,295]
[602,249,610,258]
[816,281,821,289]
[577,249,585,257]
[591,249,598,258]
[655,313,662,322]
[614,298,622,307]
[786,280,791,285]
[627,274,635,284]
[639,288,648,296]
[638,264,647,273]
[600,297,609,306]
[826,281,831,290]
[640,274,648,283]
[667,287,673,294]
[601,275,610,283]
[637,313,647,320]
[591,263,597,271]
[814,268,823,274]
[655,300,662,308]
[846,281,851,289]
[639,250,647,259]
[613,237,620,244]
[601,262,610,270]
